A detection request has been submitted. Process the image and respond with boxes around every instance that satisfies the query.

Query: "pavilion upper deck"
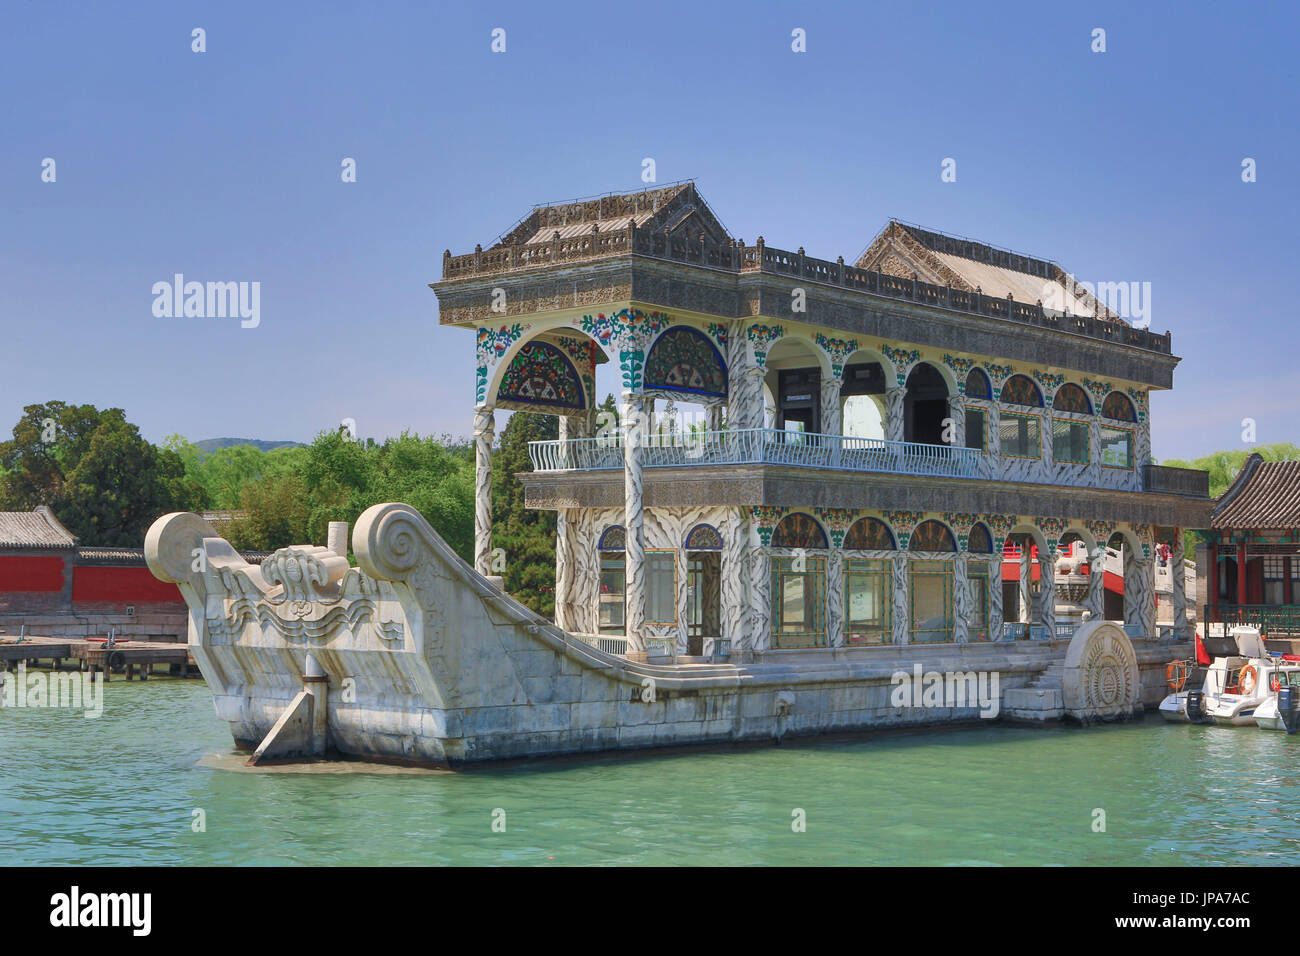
[440,185,1172,358]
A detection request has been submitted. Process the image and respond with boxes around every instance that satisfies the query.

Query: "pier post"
[473,405,495,577]
[622,393,647,657]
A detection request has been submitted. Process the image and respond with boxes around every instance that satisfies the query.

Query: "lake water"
[3,676,1299,866]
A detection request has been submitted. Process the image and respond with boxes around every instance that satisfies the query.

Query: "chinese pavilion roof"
[1212,454,1300,530]
[856,221,1122,323]
[0,506,78,549]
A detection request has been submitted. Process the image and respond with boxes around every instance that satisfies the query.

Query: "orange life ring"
[1239,665,1259,696]
[1166,662,1188,693]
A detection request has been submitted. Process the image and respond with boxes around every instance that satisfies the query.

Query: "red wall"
[72,566,181,603]
[0,555,66,592]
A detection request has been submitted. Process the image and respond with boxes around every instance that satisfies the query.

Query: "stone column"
[946,394,966,449]
[727,321,764,431]
[985,403,1002,480]
[1087,543,1107,621]
[622,393,647,656]
[891,552,910,644]
[1088,418,1102,487]
[554,509,573,630]
[952,551,970,643]
[1040,547,1057,640]
[820,377,842,437]
[706,403,724,432]
[1171,535,1189,637]
[1039,408,1054,481]
[750,545,771,653]
[1135,419,1152,471]
[473,405,495,576]
[722,508,748,657]
[885,387,906,443]
[1019,539,1033,625]
[1124,546,1156,637]
[989,551,1004,640]
[827,549,844,648]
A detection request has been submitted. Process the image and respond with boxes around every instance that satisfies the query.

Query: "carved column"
[750,545,771,653]
[572,513,598,634]
[891,552,910,645]
[722,507,748,656]
[827,549,844,647]
[473,405,495,576]
[706,403,724,432]
[1040,546,1057,641]
[985,403,1002,480]
[554,509,573,630]
[989,551,1004,640]
[1171,533,1189,636]
[1087,543,1107,621]
[622,393,647,656]
[946,394,966,449]
[727,321,764,431]
[885,387,906,443]
[820,377,842,438]
[952,551,970,643]
[1124,546,1156,637]
[1088,418,1102,487]
[1019,538,1033,625]
[1136,419,1152,471]
[1039,408,1054,481]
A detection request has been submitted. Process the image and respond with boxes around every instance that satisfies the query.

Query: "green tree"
[491,411,559,616]
[0,401,112,509]
[1164,442,1300,498]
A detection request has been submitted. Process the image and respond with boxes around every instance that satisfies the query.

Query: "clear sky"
[2,0,1295,461]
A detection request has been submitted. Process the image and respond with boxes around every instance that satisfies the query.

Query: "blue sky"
[2,0,1295,461]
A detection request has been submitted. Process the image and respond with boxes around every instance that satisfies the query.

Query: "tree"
[0,401,114,509]
[491,410,559,616]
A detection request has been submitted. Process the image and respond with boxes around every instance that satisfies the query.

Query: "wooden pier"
[0,635,195,680]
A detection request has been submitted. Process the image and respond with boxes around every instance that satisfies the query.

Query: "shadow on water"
[4,678,1300,865]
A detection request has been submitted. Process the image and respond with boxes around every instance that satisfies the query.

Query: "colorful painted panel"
[1000,374,1043,408]
[1102,391,1137,422]
[771,513,828,550]
[967,523,993,553]
[965,368,992,400]
[497,342,584,410]
[909,520,957,552]
[1052,383,1092,414]
[685,523,723,551]
[644,327,727,397]
[598,525,626,551]
[843,517,896,550]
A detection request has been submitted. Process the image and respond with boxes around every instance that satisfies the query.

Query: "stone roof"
[492,182,731,250]
[856,221,1123,323]
[1211,455,1300,530]
[0,507,78,549]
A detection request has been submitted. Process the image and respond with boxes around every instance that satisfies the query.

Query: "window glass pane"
[910,560,953,643]
[1100,427,1133,468]
[965,407,986,450]
[845,559,890,644]
[771,557,826,647]
[1052,419,1089,464]
[599,554,625,632]
[646,551,677,624]
[1000,413,1040,459]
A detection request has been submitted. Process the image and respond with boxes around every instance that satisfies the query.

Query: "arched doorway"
[684,523,723,656]
[903,362,950,445]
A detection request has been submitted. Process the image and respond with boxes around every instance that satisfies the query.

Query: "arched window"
[909,520,957,552]
[967,523,993,553]
[497,341,585,409]
[598,525,626,550]
[771,513,828,549]
[1101,391,1137,422]
[644,327,727,398]
[1000,374,1043,408]
[965,368,992,400]
[684,523,722,550]
[844,517,896,550]
[966,523,993,641]
[1052,383,1091,414]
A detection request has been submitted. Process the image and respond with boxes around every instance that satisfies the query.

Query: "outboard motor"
[1186,690,1206,723]
[1279,685,1300,734]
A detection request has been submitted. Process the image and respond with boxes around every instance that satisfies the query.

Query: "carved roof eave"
[431,254,1181,376]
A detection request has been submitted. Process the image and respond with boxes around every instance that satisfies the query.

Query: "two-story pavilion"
[432,183,1211,662]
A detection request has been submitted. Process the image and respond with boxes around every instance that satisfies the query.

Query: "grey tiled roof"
[1212,455,1300,530]
[0,507,77,549]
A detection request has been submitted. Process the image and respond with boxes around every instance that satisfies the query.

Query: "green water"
[3,677,1300,866]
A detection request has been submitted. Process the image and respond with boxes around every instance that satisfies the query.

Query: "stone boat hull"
[146,504,1180,767]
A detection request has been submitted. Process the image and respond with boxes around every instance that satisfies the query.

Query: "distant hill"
[194,438,303,456]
